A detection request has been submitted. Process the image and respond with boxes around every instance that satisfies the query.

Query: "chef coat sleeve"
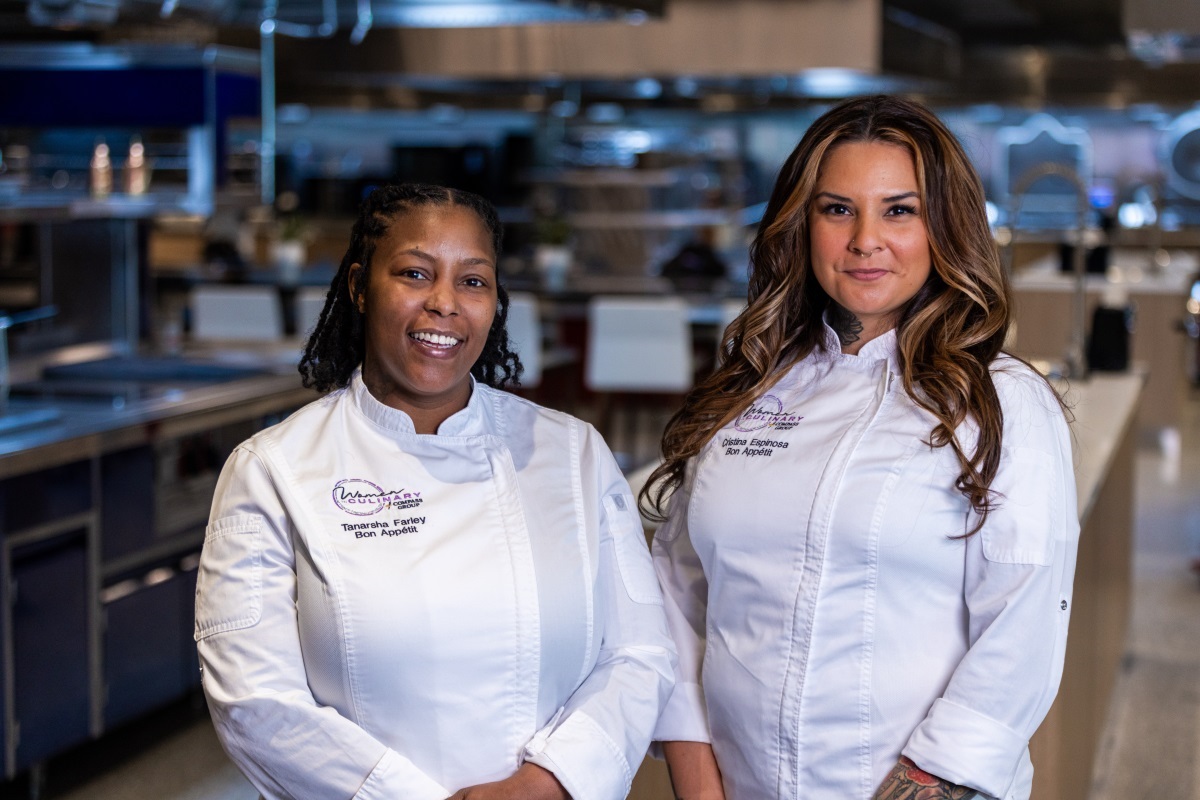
[522,426,677,800]
[902,371,1080,799]
[195,446,451,800]
[648,461,713,745]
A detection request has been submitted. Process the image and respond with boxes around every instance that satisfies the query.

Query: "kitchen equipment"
[0,304,57,410]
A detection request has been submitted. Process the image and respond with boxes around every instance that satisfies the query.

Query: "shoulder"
[478,383,591,443]
[989,353,1060,405]
[988,353,1069,444]
[243,386,345,454]
[480,384,620,471]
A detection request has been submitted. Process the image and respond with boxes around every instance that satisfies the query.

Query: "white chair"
[294,286,329,340]
[719,299,746,333]
[190,285,284,341]
[586,296,693,464]
[586,296,693,392]
[505,292,542,388]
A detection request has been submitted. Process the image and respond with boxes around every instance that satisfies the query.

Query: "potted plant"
[533,213,573,290]
[270,212,308,285]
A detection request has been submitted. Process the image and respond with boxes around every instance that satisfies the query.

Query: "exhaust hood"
[358,1,665,27]
[17,0,664,31]
[1124,0,1200,63]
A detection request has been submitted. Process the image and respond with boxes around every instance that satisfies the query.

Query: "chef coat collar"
[819,316,899,366]
[349,367,491,437]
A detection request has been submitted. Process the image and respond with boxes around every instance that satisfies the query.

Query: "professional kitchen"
[0,1,1198,799]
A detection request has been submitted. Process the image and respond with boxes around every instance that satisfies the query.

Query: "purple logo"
[332,479,423,516]
[734,395,804,433]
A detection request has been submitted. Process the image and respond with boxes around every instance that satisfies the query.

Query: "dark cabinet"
[100,447,155,563]
[0,460,91,533]
[102,568,190,729]
[11,531,91,771]
[0,391,302,779]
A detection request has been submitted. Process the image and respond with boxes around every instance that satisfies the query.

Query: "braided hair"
[299,183,523,392]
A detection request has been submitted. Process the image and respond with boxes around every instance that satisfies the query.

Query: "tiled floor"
[5,392,1200,800]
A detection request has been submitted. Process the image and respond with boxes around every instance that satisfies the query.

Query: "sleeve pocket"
[603,493,664,606]
[194,514,264,640]
[981,447,1058,567]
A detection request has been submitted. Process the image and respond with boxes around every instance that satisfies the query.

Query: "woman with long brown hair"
[645,96,1078,800]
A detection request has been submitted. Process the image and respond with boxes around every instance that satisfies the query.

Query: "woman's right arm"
[196,447,450,800]
[651,470,726,800]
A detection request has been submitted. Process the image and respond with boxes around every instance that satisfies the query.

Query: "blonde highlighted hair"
[642,95,1028,534]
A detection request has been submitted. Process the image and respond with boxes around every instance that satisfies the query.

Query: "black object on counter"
[1058,242,1110,275]
[1087,305,1132,372]
[661,241,727,292]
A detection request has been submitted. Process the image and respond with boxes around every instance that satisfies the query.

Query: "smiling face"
[809,140,932,353]
[350,204,497,432]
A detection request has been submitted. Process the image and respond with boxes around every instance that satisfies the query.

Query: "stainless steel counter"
[0,347,316,779]
[0,366,312,480]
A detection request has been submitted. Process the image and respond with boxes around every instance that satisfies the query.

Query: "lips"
[844,268,890,280]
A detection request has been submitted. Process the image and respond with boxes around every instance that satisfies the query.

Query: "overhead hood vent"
[17,0,664,32]
[1124,0,1200,63]
[366,1,665,28]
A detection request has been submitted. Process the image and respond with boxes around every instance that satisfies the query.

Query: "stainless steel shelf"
[566,208,735,229]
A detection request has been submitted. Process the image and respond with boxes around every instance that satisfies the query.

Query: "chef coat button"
[1060,599,1068,611]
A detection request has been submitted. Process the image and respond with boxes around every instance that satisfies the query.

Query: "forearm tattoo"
[874,757,977,800]
[828,304,863,347]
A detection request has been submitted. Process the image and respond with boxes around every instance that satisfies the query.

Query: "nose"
[849,216,883,257]
[424,275,459,317]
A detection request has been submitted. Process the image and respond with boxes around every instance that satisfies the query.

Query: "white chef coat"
[652,325,1078,800]
[195,370,675,800]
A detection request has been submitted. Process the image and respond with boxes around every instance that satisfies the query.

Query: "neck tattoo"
[829,305,863,347]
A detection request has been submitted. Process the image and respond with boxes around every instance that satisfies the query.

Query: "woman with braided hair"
[196,183,674,800]
[647,97,1078,800]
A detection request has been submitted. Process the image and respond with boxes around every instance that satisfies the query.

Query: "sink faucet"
[0,305,58,414]
[1132,179,1168,273]
[1006,162,1092,380]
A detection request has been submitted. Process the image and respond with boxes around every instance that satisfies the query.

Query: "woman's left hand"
[873,757,976,799]
[447,763,570,800]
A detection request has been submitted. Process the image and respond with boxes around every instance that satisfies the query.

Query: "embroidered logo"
[332,478,423,516]
[733,394,804,432]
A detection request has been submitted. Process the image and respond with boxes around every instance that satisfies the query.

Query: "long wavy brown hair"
[642,94,1023,535]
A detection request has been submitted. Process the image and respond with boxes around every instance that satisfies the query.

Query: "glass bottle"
[124,137,149,195]
[90,140,112,199]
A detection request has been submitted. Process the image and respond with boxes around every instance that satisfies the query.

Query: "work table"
[626,371,1142,531]
[0,349,313,778]
[1062,373,1143,521]
[0,367,312,480]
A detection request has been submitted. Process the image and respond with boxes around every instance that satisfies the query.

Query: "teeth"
[411,331,460,347]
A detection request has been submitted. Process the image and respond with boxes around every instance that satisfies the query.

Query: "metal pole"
[260,20,276,207]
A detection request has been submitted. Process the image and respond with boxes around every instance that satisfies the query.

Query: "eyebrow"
[815,191,920,203]
[397,248,495,267]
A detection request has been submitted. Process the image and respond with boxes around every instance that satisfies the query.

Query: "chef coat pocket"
[603,493,664,606]
[194,514,264,640]
[981,447,1058,567]
[879,444,946,548]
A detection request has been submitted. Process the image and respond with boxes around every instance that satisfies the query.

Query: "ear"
[347,262,366,314]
